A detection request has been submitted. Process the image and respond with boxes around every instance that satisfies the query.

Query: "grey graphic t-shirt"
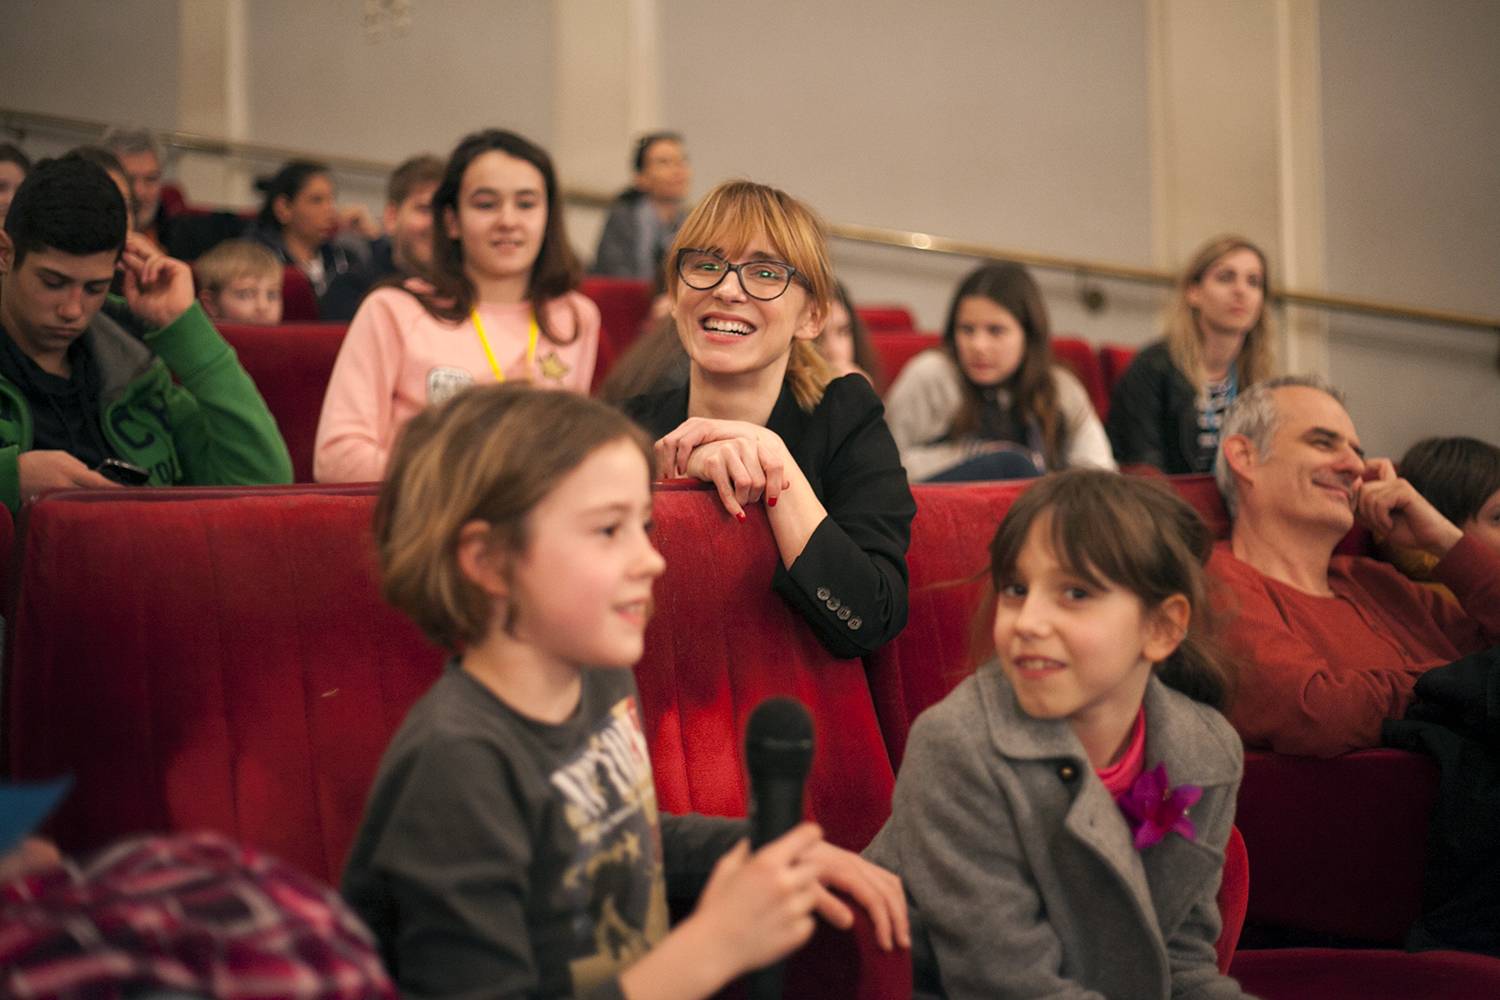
[343,661,742,999]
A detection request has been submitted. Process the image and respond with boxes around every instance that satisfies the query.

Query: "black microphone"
[744,696,815,1000]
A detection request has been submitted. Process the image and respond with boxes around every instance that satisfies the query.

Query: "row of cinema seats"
[218,276,1142,482]
[6,477,1500,997]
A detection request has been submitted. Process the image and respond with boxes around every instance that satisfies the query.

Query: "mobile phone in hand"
[95,458,151,486]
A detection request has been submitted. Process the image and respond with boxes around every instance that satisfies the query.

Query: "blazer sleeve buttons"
[812,586,860,629]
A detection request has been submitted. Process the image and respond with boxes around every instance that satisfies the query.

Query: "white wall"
[0,0,180,130]
[242,0,553,163]
[660,0,1161,339]
[234,0,553,210]
[1319,0,1500,455]
[2,0,1496,455]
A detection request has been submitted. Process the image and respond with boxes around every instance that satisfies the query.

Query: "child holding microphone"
[343,385,905,998]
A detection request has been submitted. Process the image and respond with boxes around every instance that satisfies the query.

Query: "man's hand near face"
[1357,457,1465,557]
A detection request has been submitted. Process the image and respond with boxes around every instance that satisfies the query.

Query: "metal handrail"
[5,106,1497,336]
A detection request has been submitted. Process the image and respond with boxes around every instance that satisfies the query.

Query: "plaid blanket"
[0,832,395,999]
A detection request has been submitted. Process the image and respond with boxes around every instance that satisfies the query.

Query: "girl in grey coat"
[867,470,1255,999]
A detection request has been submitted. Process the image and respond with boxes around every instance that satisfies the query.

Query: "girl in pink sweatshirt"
[314,129,599,482]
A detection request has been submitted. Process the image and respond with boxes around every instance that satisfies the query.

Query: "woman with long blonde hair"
[621,180,915,659]
[1107,235,1275,473]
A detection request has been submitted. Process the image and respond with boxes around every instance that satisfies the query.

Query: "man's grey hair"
[1214,374,1347,519]
[100,127,160,161]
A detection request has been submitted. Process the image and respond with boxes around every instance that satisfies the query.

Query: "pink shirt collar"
[1096,706,1147,798]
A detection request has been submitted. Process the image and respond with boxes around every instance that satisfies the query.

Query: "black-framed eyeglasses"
[675,248,807,301]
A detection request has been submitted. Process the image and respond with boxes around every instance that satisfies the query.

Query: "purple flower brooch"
[1118,763,1202,850]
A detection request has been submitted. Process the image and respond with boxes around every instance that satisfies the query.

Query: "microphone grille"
[745,697,814,777]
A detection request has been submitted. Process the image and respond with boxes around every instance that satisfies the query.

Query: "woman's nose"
[712,268,748,301]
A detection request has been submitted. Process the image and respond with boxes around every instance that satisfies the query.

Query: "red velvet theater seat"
[1231,947,1500,999]
[5,483,908,998]
[1238,749,1438,947]
[640,485,897,855]
[4,486,444,882]
[220,322,349,482]
[865,481,1034,770]
[281,265,321,321]
[868,331,941,394]
[1051,337,1110,419]
[1100,343,1137,398]
[1217,825,1250,974]
[640,483,910,996]
[5,484,899,866]
[579,275,655,393]
[854,305,917,333]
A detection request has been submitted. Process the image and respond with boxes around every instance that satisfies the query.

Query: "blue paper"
[0,777,73,856]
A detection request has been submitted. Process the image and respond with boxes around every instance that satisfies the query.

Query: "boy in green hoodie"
[0,154,291,509]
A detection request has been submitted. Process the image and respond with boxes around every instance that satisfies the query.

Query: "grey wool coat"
[865,666,1255,1000]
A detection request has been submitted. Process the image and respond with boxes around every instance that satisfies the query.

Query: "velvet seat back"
[4,486,444,884]
[640,484,896,852]
[864,482,1031,769]
[6,484,897,881]
[220,322,349,483]
[1051,337,1110,418]
[866,332,940,394]
[578,276,655,394]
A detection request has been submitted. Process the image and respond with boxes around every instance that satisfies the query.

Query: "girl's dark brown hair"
[1398,436,1500,527]
[987,468,1234,709]
[255,159,331,231]
[941,262,1067,468]
[374,384,653,649]
[421,129,581,341]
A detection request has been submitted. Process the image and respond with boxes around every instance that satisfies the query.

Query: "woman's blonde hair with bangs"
[667,180,835,411]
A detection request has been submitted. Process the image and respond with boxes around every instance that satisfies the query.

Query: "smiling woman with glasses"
[620,180,915,659]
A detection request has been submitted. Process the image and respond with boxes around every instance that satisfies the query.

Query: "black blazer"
[1105,340,1207,474]
[622,374,915,659]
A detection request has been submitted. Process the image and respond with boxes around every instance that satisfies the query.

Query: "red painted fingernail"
[768,496,778,508]
[736,511,747,522]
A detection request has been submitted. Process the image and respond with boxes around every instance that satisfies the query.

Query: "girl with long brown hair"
[884,262,1115,482]
[314,129,600,482]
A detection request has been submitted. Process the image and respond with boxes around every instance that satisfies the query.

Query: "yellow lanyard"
[471,309,540,383]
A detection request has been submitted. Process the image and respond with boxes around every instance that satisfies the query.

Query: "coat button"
[837,607,852,621]
[1057,763,1078,783]
[848,616,862,630]
[826,596,842,611]
[816,587,831,601]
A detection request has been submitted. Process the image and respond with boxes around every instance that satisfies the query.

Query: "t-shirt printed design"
[426,365,474,404]
[549,695,669,992]
[537,350,572,383]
